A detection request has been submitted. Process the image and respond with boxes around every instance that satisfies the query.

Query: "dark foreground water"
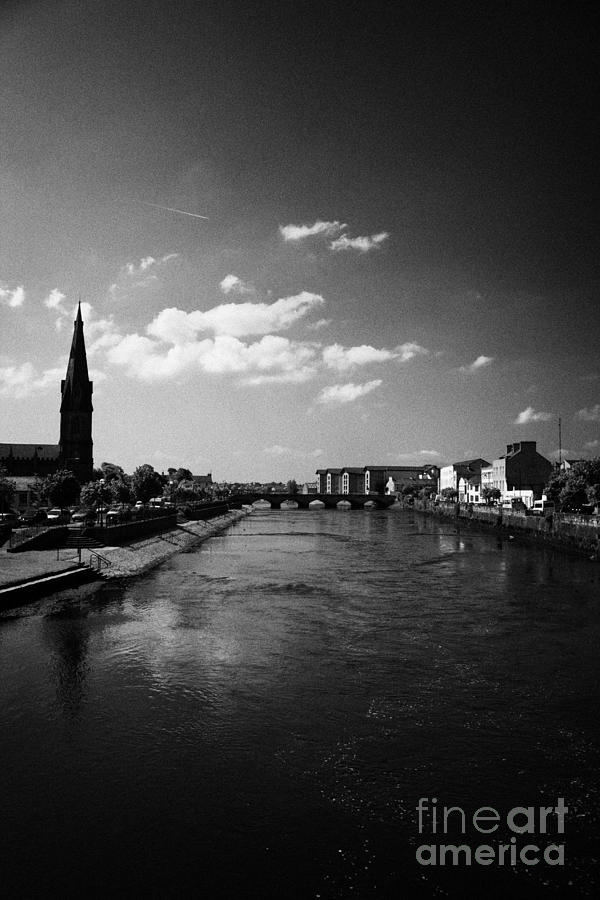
[1,508,600,899]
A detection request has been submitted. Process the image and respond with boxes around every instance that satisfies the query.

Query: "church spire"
[61,301,91,402]
[59,302,94,481]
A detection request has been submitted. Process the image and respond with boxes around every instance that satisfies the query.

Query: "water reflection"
[43,612,91,719]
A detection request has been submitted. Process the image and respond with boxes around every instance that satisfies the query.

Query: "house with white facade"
[439,459,490,500]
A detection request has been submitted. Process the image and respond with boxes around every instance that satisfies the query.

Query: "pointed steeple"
[61,301,92,410]
[59,302,94,480]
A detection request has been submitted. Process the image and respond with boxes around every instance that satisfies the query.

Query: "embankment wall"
[100,509,250,579]
[87,513,178,545]
[413,501,600,558]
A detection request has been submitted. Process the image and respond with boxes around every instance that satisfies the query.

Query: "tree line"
[0,462,215,512]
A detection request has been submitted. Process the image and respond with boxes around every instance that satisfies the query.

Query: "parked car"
[71,510,96,526]
[47,508,70,523]
[0,511,19,526]
[18,509,47,526]
[106,509,122,524]
[532,500,555,515]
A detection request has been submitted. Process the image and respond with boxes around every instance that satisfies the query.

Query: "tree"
[100,461,126,483]
[175,479,199,501]
[546,459,600,511]
[441,487,458,501]
[80,479,113,509]
[0,468,16,512]
[131,464,165,504]
[36,469,80,508]
[110,477,133,506]
[401,483,419,497]
[482,486,501,506]
[286,479,298,495]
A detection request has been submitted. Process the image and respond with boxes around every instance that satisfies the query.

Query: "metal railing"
[88,550,112,573]
[9,523,57,549]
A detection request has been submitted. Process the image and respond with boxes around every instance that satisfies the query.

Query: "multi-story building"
[365,465,439,495]
[491,442,552,499]
[341,467,364,494]
[316,464,439,495]
[458,474,482,504]
[481,465,494,488]
[325,468,342,493]
[315,469,327,493]
[439,459,490,499]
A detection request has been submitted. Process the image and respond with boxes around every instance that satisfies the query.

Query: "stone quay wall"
[413,500,600,559]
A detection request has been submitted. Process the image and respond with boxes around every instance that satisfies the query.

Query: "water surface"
[1,508,599,897]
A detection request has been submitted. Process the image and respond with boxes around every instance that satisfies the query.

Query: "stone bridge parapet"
[227,493,396,510]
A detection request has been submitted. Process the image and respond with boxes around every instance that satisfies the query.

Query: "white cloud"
[280,220,390,255]
[584,439,599,449]
[392,450,441,461]
[44,288,67,311]
[219,274,254,295]
[279,220,346,242]
[147,292,324,341]
[0,361,106,399]
[577,404,600,422]
[109,254,179,298]
[322,343,396,372]
[0,284,25,308]
[107,332,319,385]
[306,318,332,331]
[47,299,117,353]
[126,256,156,275]
[87,330,122,356]
[264,444,292,456]
[514,406,553,424]
[0,362,36,397]
[242,366,317,386]
[317,379,382,405]
[125,254,177,276]
[330,232,389,253]
[100,292,426,390]
[396,342,428,362]
[460,355,494,372]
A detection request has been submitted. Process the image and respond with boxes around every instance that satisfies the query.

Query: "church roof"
[0,443,59,460]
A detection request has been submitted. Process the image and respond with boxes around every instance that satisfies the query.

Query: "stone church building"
[0,303,94,484]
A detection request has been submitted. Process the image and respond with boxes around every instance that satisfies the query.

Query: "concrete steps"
[64,533,105,549]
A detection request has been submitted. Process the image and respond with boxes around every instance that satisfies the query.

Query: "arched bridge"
[227,493,397,510]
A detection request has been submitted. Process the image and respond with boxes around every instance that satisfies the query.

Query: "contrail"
[137,200,209,220]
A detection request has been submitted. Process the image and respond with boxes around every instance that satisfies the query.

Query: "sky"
[1,0,599,482]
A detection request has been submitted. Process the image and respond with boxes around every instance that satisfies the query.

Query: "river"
[1,507,599,898]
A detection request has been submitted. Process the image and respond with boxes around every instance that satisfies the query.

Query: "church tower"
[59,302,94,482]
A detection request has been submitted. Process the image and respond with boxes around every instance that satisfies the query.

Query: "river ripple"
[1,508,599,898]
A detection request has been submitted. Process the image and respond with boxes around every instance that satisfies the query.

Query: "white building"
[439,459,490,498]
